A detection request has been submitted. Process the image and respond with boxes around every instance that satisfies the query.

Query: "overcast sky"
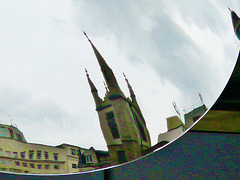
[0,0,239,151]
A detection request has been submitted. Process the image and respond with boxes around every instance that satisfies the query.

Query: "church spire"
[83,32,124,97]
[123,73,136,102]
[85,69,102,108]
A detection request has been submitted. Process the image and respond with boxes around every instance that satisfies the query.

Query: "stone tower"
[84,32,151,165]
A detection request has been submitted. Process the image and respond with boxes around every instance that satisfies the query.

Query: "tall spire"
[123,73,136,102]
[85,69,102,108]
[83,32,124,96]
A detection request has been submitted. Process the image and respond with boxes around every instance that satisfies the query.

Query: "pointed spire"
[85,69,102,108]
[123,73,136,102]
[103,81,109,93]
[84,32,124,96]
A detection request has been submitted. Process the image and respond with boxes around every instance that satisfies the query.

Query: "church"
[84,32,151,165]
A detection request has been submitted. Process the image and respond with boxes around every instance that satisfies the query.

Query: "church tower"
[84,32,151,165]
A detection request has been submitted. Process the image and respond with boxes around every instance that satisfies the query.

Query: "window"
[89,156,93,162]
[1,160,5,164]
[16,133,23,142]
[45,164,50,169]
[53,153,58,161]
[44,151,49,159]
[106,112,120,139]
[72,164,77,169]
[0,148,3,155]
[6,151,11,157]
[37,164,42,169]
[13,152,18,158]
[71,149,76,156]
[117,151,127,164]
[22,162,27,167]
[30,163,35,168]
[20,152,25,158]
[77,150,81,156]
[37,151,41,159]
[9,129,14,139]
[133,112,147,142]
[54,165,59,170]
[29,150,34,159]
[86,156,89,162]
[15,161,20,166]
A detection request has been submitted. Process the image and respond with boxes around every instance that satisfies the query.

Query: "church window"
[133,112,147,142]
[117,151,127,164]
[106,112,120,139]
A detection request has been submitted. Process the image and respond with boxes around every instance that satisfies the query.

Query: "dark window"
[117,151,127,164]
[15,161,20,166]
[71,149,76,155]
[53,153,58,161]
[29,150,34,159]
[89,156,93,162]
[20,152,25,158]
[45,164,50,169]
[133,112,147,142]
[106,112,120,139]
[37,151,41,159]
[9,129,14,139]
[30,163,34,168]
[22,163,27,167]
[77,150,81,156]
[16,133,23,142]
[13,152,18,158]
[54,165,59,170]
[72,164,77,169]
[37,164,42,169]
[44,151,49,159]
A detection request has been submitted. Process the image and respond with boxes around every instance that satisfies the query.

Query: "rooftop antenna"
[172,101,181,118]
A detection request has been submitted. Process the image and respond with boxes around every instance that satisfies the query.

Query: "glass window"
[15,161,20,166]
[77,150,81,156]
[20,152,25,158]
[30,163,34,168]
[22,162,27,167]
[8,129,14,139]
[71,149,76,155]
[89,156,93,162]
[54,165,59,170]
[53,153,58,161]
[106,112,120,139]
[37,164,42,169]
[44,151,49,159]
[29,150,34,159]
[13,152,18,158]
[72,164,77,169]
[37,151,41,159]
[45,164,50,169]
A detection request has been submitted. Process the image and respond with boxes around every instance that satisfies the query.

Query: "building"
[157,116,186,145]
[84,32,151,165]
[157,100,207,145]
[0,123,110,174]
